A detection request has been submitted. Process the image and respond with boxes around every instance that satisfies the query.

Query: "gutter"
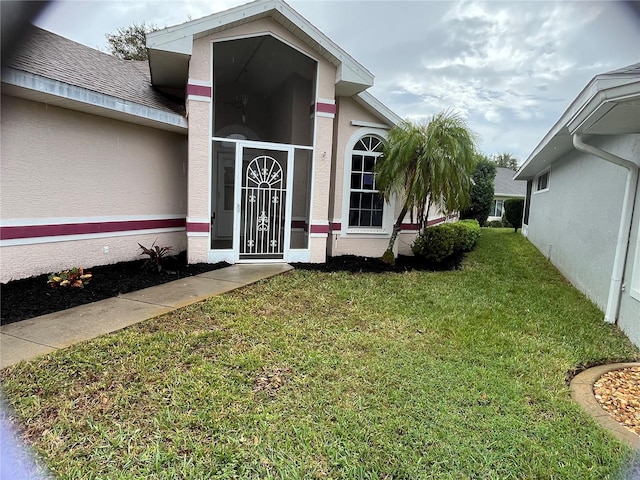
[572,133,639,323]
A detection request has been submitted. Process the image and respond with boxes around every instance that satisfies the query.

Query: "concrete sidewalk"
[0,263,292,369]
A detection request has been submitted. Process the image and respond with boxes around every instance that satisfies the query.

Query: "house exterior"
[487,167,526,223]
[0,0,448,283]
[515,63,640,347]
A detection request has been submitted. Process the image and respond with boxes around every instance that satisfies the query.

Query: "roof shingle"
[6,27,184,116]
[495,167,526,197]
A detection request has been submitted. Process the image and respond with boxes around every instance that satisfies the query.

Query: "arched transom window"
[348,135,384,228]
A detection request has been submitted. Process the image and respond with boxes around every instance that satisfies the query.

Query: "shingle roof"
[603,62,640,75]
[6,27,184,116]
[495,167,526,197]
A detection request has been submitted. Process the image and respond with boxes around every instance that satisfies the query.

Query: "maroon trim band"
[427,216,447,226]
[187,84,212,98]
[311,102,336,115]
[186,222,209,233]
[400,223,420,231]
[0,218,186,241]
[330,222,341,232]
[309,224,330,234]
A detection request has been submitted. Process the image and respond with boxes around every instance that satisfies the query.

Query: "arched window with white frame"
[348,134,385,229]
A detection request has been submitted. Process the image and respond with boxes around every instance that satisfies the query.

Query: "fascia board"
[567,80,640,134]
[147,0,374,88]
[516,68,640,181]
[1,68,187,132]
[515,74,626,180]
[354,91,403,127]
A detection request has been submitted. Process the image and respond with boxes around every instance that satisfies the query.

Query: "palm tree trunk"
[381,204,409,264]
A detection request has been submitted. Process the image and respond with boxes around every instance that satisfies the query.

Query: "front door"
[235,144,293,261]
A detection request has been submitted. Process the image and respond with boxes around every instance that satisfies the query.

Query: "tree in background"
[375,111,478,264]
[503,198,524,232]
[492,152,519,171]
[106,22,157,60]
[460,156,497,226]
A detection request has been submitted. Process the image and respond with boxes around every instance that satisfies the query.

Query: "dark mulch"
[293,253,464,273]
[1,252,228,326]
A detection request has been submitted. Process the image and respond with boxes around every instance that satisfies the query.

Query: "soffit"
[146,0,373,93]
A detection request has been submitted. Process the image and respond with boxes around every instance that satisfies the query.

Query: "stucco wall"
[618,138,640,346]
[525,135,638,320]
[190,17,337,263]
[0,95,188,282]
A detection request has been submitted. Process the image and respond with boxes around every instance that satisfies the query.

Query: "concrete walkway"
[0,263,292,369]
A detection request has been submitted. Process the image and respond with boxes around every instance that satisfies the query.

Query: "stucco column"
[185,83,212,263]
[309,105,335,263]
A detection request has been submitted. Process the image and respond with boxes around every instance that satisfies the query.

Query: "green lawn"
[2,229,639,479]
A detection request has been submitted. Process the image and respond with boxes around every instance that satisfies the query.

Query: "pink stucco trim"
[310,224,330,234]
[0,218,186,240]
[400,223,420,231]
[311,102,337,115]
[186,84,212,98]
[186,222,210,233]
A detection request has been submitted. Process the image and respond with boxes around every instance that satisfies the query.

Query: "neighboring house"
[487,167,526,222]
[515,63,640,347]
[0,0,448,283]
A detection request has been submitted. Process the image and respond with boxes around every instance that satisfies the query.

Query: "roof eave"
[2,68,187,133]
[354,91,403,127]
[515,70,640,181]
[146,0,374,91]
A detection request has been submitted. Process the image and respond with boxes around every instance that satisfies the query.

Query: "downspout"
[572,133,639,323]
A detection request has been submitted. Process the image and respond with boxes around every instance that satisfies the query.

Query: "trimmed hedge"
[503,198,524,232]
[412,220,481,263]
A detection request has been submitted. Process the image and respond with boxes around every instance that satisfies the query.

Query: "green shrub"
[486,220,504,228]
[503,199,524,232]
[456,219,481,251]
[412,224,456,263]
[460,158,497,226]
[412,220,480,262]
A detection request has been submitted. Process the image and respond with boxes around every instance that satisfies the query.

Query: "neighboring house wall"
[0,95,188,282]
[619,188,640,344]
[525,135,635,312]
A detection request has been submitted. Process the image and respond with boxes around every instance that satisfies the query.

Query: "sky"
[33,0,640,163]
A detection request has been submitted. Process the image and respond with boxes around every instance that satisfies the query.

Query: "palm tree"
[376,111,478,264]
[493,152,519,171]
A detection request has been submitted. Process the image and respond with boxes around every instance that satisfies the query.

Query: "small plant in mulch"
[138,241,174,272]
[47,267,92,288]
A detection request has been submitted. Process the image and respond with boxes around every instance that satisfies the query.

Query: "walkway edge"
[1,264,293,369]
[570,362,640,451]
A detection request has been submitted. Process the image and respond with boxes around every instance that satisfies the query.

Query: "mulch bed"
[593,366,640,436]
[1,253,462,326]
[1,252,228,326]
[294,253,463,274]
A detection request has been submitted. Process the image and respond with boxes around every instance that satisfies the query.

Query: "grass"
[2,229,639,479]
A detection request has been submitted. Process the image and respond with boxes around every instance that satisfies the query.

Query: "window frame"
[534,169,550,193]
[341,128,393,236]
[490,199,504,218]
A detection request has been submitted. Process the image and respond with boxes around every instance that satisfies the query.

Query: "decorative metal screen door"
[238,147,290,259]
